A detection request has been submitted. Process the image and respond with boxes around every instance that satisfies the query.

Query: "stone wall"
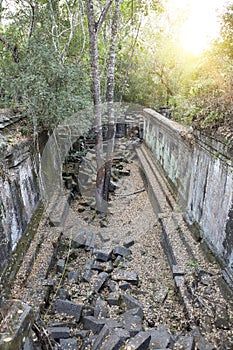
[143,108,233,283]
[0,139,39,273]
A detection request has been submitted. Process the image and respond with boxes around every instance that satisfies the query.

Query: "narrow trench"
[6,130,233,350]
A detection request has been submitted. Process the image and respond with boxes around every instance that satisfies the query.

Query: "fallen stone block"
[94,272,109,292]
[122,294,143,311]
[105,318,123,329]
[123,314,143,337]
[93,249,112,262]
[113,246,132,257]
[105,261,114,273]
[125,331,151,350]
[123,307,144,320]
[82,316,105,334]
[119,282,131,291]
[85,231,96,250]
[114,328,130,341]
[67,271,79,283]
[196,337,216,350]
[94,298,108,318]
[91,325,110,350]
[123,239,135,248]
[60,337,77,350]
[53,299,83,322]
[83,269,94,283]
[71,232,86,248]
[47,327,70,340]
[108,280,118,292]
[101,334,124,350]
[107,292,121,306]
[58,288,68,300]
[112,271,139,285]
[174,336,195,350]
[172,265,185,277]
[57,259,66,273]
[91,263,105,272]
[82,305,95,317]
[147,325,174,349]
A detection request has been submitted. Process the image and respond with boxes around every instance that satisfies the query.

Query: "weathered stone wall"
[0,139,39,273]
[143,108,233,282]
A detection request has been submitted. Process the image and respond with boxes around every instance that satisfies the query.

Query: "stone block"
[125,331,151,350]
[119,282,131,291]
[83,269,94,283]
[91,263,105,272]
[71,233,86,248]
[93,249,112,262]
[122,294,142,311]
[123,239,135,248]
[82,316,105,334]
[123,315,143,337]
[113,246,132,257]
[196,337,215,350]
[67,271,79,283]
[112,271,139,285]
[54,299,83,322]
[94,298,108,318]
[108,280,118,292]
[172,265,185,277]
[47,327,70,340]
[60,338,77,350]
[94,272,108,292]
[91,325,110,350]
[58,288,68,300]
[147,325,173,349]
[85,231,96,250]
[123,307,144,320]
[101,334,124,350]
[57,259,66,273]
[107,293,121,306]
[105,261,114,273]
[174,336,195,350]
[82,306,95,317]
[114,328,130,341]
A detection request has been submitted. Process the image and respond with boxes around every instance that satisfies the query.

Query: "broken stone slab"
[85,231,96,251]
[123,314,143,337]
[108,280,118,292]
[47,327,70,340]
[71,233,86,248]
[93,249,112,262]
[172,265,185,277]
[174,336,195,350]
[60,338,77,350]
[100,334,124,350]
[113,246,132,257]
[125,331,151,350]
[107,293,121,306]
[58,288,68,300]
[147,325,174,349]
[91,325,110,350]
[123,239,135,248]
[114,328,130,341]
[123,307,144,320]
[53,299,83,322]
[91,263,105,272]
[121,294,143,311]
[82,269,94,283]
[196,337,216,350]
[82,316,105,334]
[94,298,108,319]
[119,282,131,291]
[112,271,139,285]
[93,272,109,293]
[57,259,66,273]
[82,306,95,318]
[67,271,79,283]
[105,261,114,273]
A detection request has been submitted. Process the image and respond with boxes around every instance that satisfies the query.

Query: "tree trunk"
[103,0,121,202]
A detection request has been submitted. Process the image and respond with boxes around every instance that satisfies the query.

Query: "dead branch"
[114,188,145,197]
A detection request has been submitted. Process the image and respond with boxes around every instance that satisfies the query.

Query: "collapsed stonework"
[143,108,233,286]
